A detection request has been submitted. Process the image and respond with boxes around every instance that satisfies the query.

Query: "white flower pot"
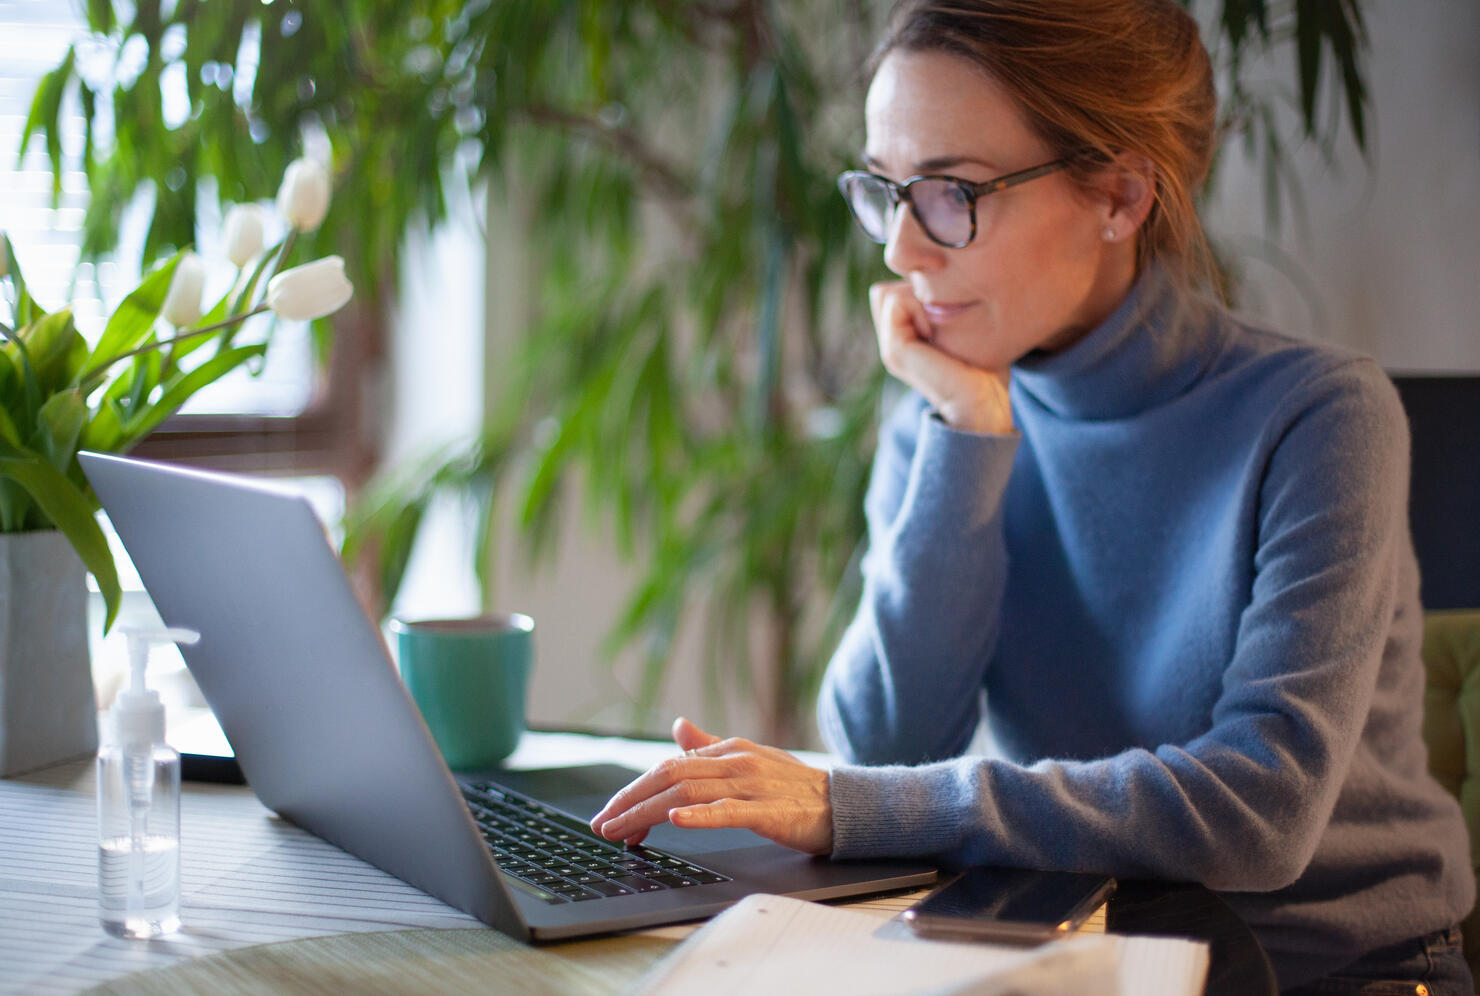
[0,531,99,776]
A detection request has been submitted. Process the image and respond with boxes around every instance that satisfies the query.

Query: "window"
[0,0,382,489]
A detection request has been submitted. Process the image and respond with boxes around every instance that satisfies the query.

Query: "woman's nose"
[882,201,944,276]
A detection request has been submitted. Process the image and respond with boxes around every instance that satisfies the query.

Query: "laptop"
[80,452,936,941]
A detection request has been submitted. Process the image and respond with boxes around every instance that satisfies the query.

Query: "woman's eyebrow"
[860,152,1001,174]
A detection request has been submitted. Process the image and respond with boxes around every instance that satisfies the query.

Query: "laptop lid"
[80,452,527,936]
[80,452,936,940]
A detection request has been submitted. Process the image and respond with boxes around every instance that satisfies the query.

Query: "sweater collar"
[1011,267,1221,421]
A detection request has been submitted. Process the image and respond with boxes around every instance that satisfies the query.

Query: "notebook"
[635,893,1209,995]
[79,451,937,941]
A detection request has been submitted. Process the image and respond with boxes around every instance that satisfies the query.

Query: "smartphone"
[902,867,1116,945]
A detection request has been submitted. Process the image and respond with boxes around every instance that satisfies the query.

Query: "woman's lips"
[922,301,976,324]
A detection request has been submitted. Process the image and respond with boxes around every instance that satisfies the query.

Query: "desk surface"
[0,731,925,996]
[2,730,1268,996]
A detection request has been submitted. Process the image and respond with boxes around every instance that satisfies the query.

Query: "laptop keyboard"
[461,782,731,904]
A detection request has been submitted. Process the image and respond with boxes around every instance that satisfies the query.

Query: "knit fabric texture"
[817,270,1475,988]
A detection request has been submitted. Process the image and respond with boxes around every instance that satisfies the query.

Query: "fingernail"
[671,808,692,821]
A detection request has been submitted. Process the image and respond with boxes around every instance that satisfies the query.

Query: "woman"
[590,1,1475,991]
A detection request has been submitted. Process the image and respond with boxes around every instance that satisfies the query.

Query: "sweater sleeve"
[828,361,1413,893]
[816,391,1020,765]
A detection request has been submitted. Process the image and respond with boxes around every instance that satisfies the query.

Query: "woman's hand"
[871,281,1013,435]
[588,717,834,855]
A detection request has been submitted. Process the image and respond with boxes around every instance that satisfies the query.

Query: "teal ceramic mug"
[390,614,534,770]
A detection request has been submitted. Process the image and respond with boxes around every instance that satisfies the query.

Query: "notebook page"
[633,893,1128,996]
[632,893,1208,996]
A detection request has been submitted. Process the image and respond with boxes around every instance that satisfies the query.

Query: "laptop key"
[648,873,698,888]
[606,874,664,893]
[585,880,634,898]
[500,873,566,904]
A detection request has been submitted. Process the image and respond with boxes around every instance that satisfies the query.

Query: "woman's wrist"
[937,381,1014,435]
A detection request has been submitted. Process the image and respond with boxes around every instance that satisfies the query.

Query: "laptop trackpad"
[487,763,771,854]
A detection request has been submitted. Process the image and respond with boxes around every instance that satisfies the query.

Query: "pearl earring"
[1103,227,1116,241]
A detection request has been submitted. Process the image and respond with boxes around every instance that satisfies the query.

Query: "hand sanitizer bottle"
[97,626,198,939]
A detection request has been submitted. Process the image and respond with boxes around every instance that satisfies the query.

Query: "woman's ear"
[1097,153,1156,243]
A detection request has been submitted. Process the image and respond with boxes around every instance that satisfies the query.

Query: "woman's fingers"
[589,754,730,834]
[868,282,1012,434]
[870,280,933,368]
[588,726,834,854]
[671,796,833,855]
[672,716,722,752]
[595,774,745,842]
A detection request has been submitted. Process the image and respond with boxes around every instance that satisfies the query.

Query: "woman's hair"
[872,0,1219,294]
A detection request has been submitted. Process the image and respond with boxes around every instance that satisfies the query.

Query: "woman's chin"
[933,328,1008,372]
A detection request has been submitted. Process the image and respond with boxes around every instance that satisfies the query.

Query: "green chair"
[1421,607,1480,978]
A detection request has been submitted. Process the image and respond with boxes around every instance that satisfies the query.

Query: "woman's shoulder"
[1205,312,1408,470]
[1210,312,1404,426]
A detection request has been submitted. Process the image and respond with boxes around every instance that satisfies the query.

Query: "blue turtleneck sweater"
[817,273,1473,987]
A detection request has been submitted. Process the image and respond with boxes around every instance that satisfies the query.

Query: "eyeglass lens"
[842,174,973,247]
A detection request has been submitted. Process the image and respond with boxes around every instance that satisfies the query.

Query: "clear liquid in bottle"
[98,832,180,938]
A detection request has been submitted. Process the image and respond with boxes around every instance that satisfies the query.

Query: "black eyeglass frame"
[836,159,1071,249]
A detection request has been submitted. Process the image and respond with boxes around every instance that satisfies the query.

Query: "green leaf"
[78,397,125,454]
[376,500,428,612]
[0,478,33,532]
[33,390,87,473]
[0,397,21,446]
[85,0,115,34]
[22,309,83,388]
[9,310,84,418]
[88,252,184,377]
[1294,0,1323,139]
[18,47,75,203]
[0,332,43,431]
[118,342,267,444]
[0,439,120,631]
[1,232,46,327]
[122,348,162,418]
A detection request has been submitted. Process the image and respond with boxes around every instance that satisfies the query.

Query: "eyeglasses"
[836,159,1070,249]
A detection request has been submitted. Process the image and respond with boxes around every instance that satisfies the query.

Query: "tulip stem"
[78,305,269,385]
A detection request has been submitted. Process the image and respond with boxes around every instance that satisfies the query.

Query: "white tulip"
[275,157,331,232]
[161,252,206,327]
[266,256,353,321]
[222,204,265,268]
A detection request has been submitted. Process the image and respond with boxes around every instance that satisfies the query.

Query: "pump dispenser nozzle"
[112,627,199,745]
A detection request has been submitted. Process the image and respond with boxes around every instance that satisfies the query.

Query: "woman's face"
[863,49,1138,370]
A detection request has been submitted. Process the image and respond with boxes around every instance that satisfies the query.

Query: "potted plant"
[0,159,352,775]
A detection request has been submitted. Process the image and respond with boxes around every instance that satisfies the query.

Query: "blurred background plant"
[21,0,1370,745]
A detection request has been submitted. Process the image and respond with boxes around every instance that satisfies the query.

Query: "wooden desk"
[0,731,1270,995]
